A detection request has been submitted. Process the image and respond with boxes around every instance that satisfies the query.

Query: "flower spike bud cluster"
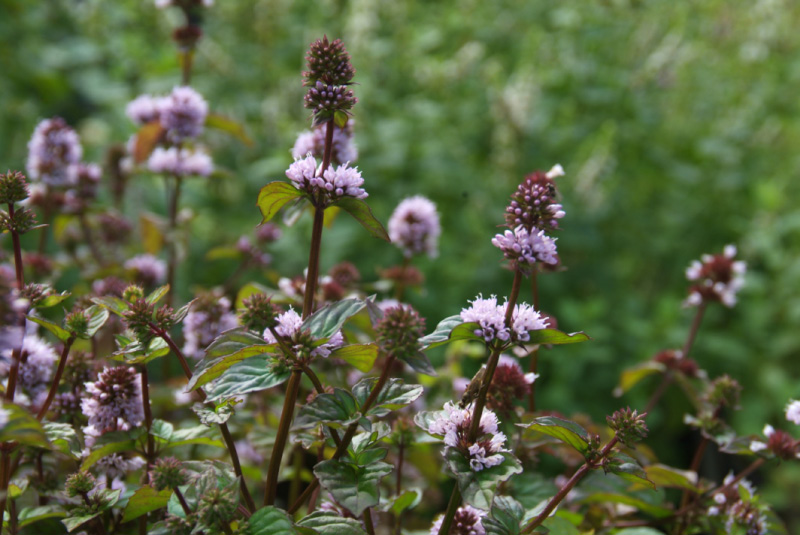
[492,226,558,274]
[750,424,799,460]
[487,355,538,413]
[151,457,189,491]
[26,117,83,187]
[292,121,358,165]
[285,155,367,205]
[460,295,548,344]
[263,307,344,360]
[81,366,144,447]
[429,505,486,535]
[0,171,30,205]
[388,196,441,258]
[504,164,566,232]
[685,244,746,307]
[239,293,280,333]
[607,407,649,446]
[302,36,357,126]
[421,401,509,471]
[375,305,426,361]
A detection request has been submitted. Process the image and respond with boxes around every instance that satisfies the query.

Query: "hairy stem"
[264,368,302,506]
[521,436,620,534]
[150,324,256,512]
[36,336,76,420]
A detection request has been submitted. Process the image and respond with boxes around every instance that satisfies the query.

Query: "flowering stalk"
[437,270,524,535]
[528,270,540,411]
[148,323,256,513]
[645,303,706,413]
[166,175,183,307]
[363,508,375,535]
[263,368,302,506]
[521,435,620,534]
[36,335,77,420]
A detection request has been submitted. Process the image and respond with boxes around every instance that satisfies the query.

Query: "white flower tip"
[546,164,565,179]
[763,424,775,438]
[724,244,737,258]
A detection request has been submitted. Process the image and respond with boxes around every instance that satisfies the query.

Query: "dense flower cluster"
[263,308,344,359]
[183,295,238,359]
[460,295,548,344]
[82,366,144,447]
[302,36,357,125]
[148,147,213,177]
[126,87,208,140]
[491,226,558,273]
[374,305,426,361]
[1,334,57,409]
[422,401,508,471]
[504,165,565,231]
[430,505,486,535]
[685,245,746,307]
[388,196,441,258]
[486,355,537,413]
[292,122,357,165]
[26,118,83,187]
[285,155,367,203]
[708,475,768,535]
[787,400,800,425]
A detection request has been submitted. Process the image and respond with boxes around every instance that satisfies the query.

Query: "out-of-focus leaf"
[84,305,109,338]
[645,464,698,492]
[481,496,525,535]
[35,291,71,309]
[45,423,81,459]
[0,403,48,447]
[140,212,165,255]
[18,505,66,528]
[614,362,665,397]
[206,112,253,145]
[133,121,164,163]
[121,486,172,522]
[381,489,422,515]
[146,285,170,305]
[333,197,390,241]
[604,452,654,489]
[92,296,130,317]
[296,511,367,535]
[80,429,143,471]
[248,506,298,535]
[329,344,378,372]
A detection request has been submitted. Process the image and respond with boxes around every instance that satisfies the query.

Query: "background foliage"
[2,0,799,526]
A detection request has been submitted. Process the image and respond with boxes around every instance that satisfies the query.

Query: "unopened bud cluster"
[197,486,238,530]
[607,407,649,446]
[302,36,357,126]
[65,310,89,338]
[706,375,742,410]
[123,299,175,344]
[374,305,426,361]
[151,457,188,490]
[239,293,280,333]
[65,471,96,497]
[0,170,29,205]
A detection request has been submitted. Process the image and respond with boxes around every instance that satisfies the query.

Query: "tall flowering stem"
[148,323,256,513]
[166,175,183,307]
[437,269,524,535]
[528,270,540,411]
[263,368,302,506]
[520,436,620,534]
[36,335,77,420]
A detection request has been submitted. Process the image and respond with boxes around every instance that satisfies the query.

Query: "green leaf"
[508,471,558,511]
[542,517,580,535]
[0,403,48,447]
[604,453,654,489]
[205,355,291,401]
[80,430,143,471]
[26,314,71,342]
[644,464,699,492]
[614,362,665,396]
[519,416,591,455]
[84,305,109,338]
[333,110,349,129]
[257,181,305,223]
[91,296,130,317]
[45,423,81,459]
[444,449,523,509]
[329,344,378,372]
[18,505,66,528]
[296,511,368,535]
[418,315,470,349]
[352,378,424,417]
[333,197,390,241]
[248,506,298,535]
[295,389,361,429]
[314,459,393,516]
[579,491,672,518]
[613,529,668,535]
[112,336,170,364]
[62,511,103,532]
[121,486,172,522]
[133,121,164,163]
[482,496,525,535]
[401,350,437,376]
[35,291,71,309]
[146,285,170,305]
[188,329,276,391]
[302,298,365,339]
[62,489,121,532]
[382,489,422,515]
[527,329,590,345]
[206,112,254,146]
[235,282,274,308]
[192,399,237,426]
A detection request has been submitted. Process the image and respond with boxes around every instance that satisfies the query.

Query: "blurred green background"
[2,0,800,524]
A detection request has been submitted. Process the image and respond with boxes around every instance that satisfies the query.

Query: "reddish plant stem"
[79,213,105,267]
[395,256,411,302]
[676,436,710,535]
[166,175,183,308]
[36,336,76,420]
[645,303,706,413]
[8,205,24,289]
[439,270,524,535]
[150,324,256,513]
[363,508,376,535]
[140,364,156,468]
[288,355,397,514]
[299,363,342,448]
[521,436,620,534]
[175,487,192,516]
[528,270,539,412]
[264,368,303,506]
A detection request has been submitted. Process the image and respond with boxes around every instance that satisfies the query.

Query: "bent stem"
[439,269,523,535]
[264,368,302,506]
[36,335,76,420]
[521,436,620,534]
[645,303,706,413]
[150,324,256,513]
